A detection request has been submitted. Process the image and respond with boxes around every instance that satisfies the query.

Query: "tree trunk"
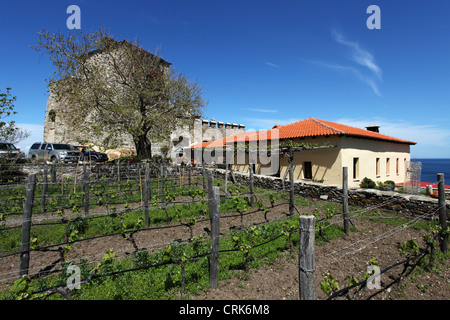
[134,135,152,158]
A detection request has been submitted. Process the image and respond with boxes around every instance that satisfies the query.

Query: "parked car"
[74,145,109,163]
[29,142,82,163]
[0,142,26,162]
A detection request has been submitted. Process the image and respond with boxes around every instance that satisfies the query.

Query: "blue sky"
[1,0,450,158]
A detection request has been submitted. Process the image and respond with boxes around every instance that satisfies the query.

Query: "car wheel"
[50,156,58,163]
[31,155,37,163]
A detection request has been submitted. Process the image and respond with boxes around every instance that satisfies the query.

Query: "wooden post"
[117,161,121,191]
[188,165,191,187]
[299,215,316,300]
[41,164,48,214]
[160,165,165,208]
[437,173,448,253]
[138,164,143,205]
[50,163,56,184]
[60,164,64,195]
[342,167,350,234]
[144,162,150,228]
[224,164,228,195]
[249,162,255,207]
[202,159,206,193]
[208,171,220,289]
[288,149,294,216]
[83,164,89,216]
[20,174,37,277]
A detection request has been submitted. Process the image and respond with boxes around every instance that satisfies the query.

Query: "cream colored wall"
[230,135,412,188]
[278,136,342,184]
[231,136,342,183]
[340,136,411,188]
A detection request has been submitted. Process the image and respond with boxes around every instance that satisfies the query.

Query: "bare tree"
[33,27,206,157]
[0,88,31,144]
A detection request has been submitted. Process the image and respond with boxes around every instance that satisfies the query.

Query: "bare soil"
[1,198,448,300]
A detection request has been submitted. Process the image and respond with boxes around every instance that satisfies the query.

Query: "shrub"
[360,177,376,189]
[376,180,396,191]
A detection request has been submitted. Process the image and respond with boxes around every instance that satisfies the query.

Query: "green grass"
[1,177,444,300]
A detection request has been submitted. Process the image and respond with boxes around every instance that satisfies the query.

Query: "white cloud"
[308,29,383,97]
[14,123,44,155]
[331,29,382,80]
[306,60,382,97]
[335,117,450,158]
[246,108,278,114]
[265,62,281,68]
[243,117,300,132]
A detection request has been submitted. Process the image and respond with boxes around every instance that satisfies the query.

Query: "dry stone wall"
[209,168,450,219]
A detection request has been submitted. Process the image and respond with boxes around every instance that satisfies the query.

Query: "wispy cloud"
[331,28,382,80]
[243,117,300,131]
[308,60,382,97]
[246,108,278,114]
[308,29,382,97]
[265,62,281,68]
[335,117,450,158]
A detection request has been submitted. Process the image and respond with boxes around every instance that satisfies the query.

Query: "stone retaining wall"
[211,168,450,220]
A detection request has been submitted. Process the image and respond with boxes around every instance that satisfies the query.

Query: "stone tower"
[43,39,245,158]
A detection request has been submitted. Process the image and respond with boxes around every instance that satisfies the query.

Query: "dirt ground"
[1,198,448,300]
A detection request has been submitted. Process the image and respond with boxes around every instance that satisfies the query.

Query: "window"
[304,161,312,179]
[386,158,391,176]
[396,158,399,175]
[353,158,359,180]
[376,158,380,177]
[40,144,47,150]
[48,110,56,123]
[30,143,40,150]
[0,143,17,151]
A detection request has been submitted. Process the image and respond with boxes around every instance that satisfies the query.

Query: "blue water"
[414,158,450,184]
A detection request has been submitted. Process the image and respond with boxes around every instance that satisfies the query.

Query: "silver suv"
[0,142,26,162]
[29,142,82,163]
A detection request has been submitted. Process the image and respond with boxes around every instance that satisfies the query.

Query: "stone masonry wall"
[210,168,450,219]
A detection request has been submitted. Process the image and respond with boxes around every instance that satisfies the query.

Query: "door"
[304,161,312,180]
[38,143,47,161]
[44,143,53,161]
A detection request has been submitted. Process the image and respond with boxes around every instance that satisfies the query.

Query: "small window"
[46,144,52,150]
[48,110,56,123]
[376,158,380,177]
[353,158,359,180]
[304,161,312,179]
[386,158,391,176]
[30,143,41,150]
[396,158,399,175]
[40,144,47,150]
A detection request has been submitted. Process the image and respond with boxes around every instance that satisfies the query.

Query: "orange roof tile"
[190,117,417,148]
[275,118,417,144]
[189,141,212,149]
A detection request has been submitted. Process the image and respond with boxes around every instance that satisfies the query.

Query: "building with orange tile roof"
[189,117,416,187]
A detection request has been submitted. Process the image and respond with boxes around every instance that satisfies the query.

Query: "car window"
[52,144,71,150]
[46,144,52,150]
[40,144,47,150]
[0,143,14,151]
[30,143,40,150]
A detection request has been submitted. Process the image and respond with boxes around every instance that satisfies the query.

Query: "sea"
[414,158,450,184]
